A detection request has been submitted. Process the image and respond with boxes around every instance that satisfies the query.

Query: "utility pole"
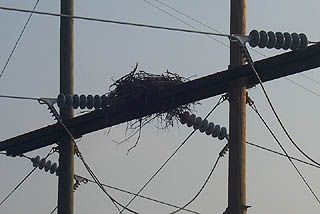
[58,0,74,214]
[228,0,247,214]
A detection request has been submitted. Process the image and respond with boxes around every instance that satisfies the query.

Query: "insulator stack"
[249,30,308,50]
[57,93,108,110]
[179,112,228,140]
[73,175,88,191]
[31,156,59,176]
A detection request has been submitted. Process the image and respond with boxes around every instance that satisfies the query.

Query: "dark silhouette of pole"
[58,0,74,213]
[228,0,247,213]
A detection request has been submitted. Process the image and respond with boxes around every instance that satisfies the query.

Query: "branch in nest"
[107,64,198,153]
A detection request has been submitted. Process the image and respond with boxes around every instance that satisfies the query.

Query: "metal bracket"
[38,97,57,107]
[242,204,252,212]
[74,174,89,184]
[230,34,251,45]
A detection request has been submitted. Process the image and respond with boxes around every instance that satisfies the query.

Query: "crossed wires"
[142,0,320,98]
[119,96,227,213]
[142,0,320,207]
[0,147,55,207]
[0,0,40,80]
[240,46,320,168]
[167,144,229,214]
[42,100,141,214]
[247,97,320,204]
[0,151,201,214]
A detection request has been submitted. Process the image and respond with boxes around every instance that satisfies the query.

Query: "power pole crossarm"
[0,44,320,156]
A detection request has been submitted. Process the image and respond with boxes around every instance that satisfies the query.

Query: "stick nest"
[106,64,197,154]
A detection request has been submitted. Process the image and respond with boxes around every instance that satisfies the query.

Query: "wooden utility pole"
[58,0,74,214]
[228,0,247,214]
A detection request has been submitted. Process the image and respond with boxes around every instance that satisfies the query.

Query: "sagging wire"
[246,141,320,169]
[38,99,141,214]
[0,0,40,80]
[236,38,320,168]
[168,144,229,214]
[0,148,55,207]
[75,174,202,214]
[119,95,227,213]
[247,97,320,205]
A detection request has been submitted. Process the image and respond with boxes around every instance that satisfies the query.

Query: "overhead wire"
[119,95,227,213]
[245,141,320,169]
[142,0,320,171]
[0,6,231,38]
[142,0,229,48]
[44,103,141,214]
[0,148,55,207]
[0,94,39,101]
[77,175,202,214]
[168,144,229,214]
[0,0,40,80]
[143,0,320,98]
[248,100,320,204]
[242,47,320,168]
[49,206,57,214]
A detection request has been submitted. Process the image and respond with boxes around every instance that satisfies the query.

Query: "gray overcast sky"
[0,0,320,213]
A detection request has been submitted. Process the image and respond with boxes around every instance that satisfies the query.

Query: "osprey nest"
[106,64,197,152]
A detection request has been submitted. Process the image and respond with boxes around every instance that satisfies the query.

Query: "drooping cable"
[119,95,227,213]
[78,175,202,214]
[248,101,320,204]
[168,144,229,214]
[42,102,141,214]
[0,168,37,207]
[0,6,231,39]
[245,141,320,169]
[0,148,54,207]
[0,0,40,80]
[241,45,320,168]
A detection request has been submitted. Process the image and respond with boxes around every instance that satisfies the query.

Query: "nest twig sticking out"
[107,64,196,154]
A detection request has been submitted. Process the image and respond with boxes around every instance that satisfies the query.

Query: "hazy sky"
[0,0,320,213]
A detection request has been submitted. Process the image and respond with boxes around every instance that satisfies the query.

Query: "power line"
[245,141,320,169]
[142,0,229,48]
[75,175,201,214]
[248,100,320,204]
[0,148,54,207]
[242,48,320,168]
[0,6,231,39]
[0,0,40,80]
[300,73,320,86]
[0,167,37,207]
[168,144,228,214]
[43,102,141,214]
[119,96,227,213]
[0,94,40,101]
[143,0,320,99]
[49,206,57,214]
[285,77,320,98]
